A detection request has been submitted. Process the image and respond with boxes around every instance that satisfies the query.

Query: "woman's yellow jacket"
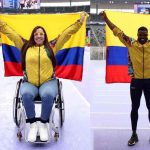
[0,19,82,86]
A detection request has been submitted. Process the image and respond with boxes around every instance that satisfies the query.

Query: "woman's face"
[34,28,45,46]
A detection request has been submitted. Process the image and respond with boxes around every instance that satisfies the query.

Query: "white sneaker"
[39,122,49,141]
[27,122,38,142]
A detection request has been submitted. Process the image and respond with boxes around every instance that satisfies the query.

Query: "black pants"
[130,78,150,132]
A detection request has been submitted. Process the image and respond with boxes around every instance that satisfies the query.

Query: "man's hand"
[99,11,107,21]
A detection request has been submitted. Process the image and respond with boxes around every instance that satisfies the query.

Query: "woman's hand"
[79,11,89,23]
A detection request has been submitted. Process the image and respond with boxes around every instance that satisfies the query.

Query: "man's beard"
[138,38,148,44]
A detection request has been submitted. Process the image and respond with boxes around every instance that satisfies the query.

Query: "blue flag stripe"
[2,44,84,66]
[56,47,84,66]
[107,46,128,65]
[2,44,21,63]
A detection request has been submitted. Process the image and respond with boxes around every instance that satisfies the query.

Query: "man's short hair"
[138,26,148,32]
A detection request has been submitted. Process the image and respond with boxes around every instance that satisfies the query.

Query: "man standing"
[100,11,150,146]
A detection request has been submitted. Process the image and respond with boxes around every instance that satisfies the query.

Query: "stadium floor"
[1,46,150,150]
[73,48,150,150]
[0,47,91,150]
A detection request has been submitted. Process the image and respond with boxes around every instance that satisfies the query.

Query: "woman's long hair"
[21,26,56,71]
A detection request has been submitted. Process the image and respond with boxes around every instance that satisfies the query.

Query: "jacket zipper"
[38,46,40,86]
[142,46,144,79]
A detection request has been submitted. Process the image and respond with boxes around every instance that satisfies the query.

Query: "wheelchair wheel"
[58,80,65,127]
[13,79,22,127]
[17,108,26,141]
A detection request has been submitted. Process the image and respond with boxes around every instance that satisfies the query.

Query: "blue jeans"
[20,79,58,121]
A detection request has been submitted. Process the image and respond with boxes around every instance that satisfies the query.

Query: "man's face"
[137,30,148,45]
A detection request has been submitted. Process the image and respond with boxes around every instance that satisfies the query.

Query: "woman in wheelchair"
[0,12,87,142]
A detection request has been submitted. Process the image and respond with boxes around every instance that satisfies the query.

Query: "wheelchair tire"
[13,79,22,127]
[58,80,65,127]
[13,97,20,127]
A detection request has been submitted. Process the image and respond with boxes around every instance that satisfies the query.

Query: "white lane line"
[92,102,131,105]
[68,81,90,107]
[91,127,150,130]
[91,112,148,115]
[95,95,130,97]
[95,90,129,92]
[91,102,146,105]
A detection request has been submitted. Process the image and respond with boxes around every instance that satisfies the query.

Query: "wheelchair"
[13,78,65,143]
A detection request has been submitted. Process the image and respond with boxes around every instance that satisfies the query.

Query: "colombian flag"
[105,11,150,83]
[0,13,87,81]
